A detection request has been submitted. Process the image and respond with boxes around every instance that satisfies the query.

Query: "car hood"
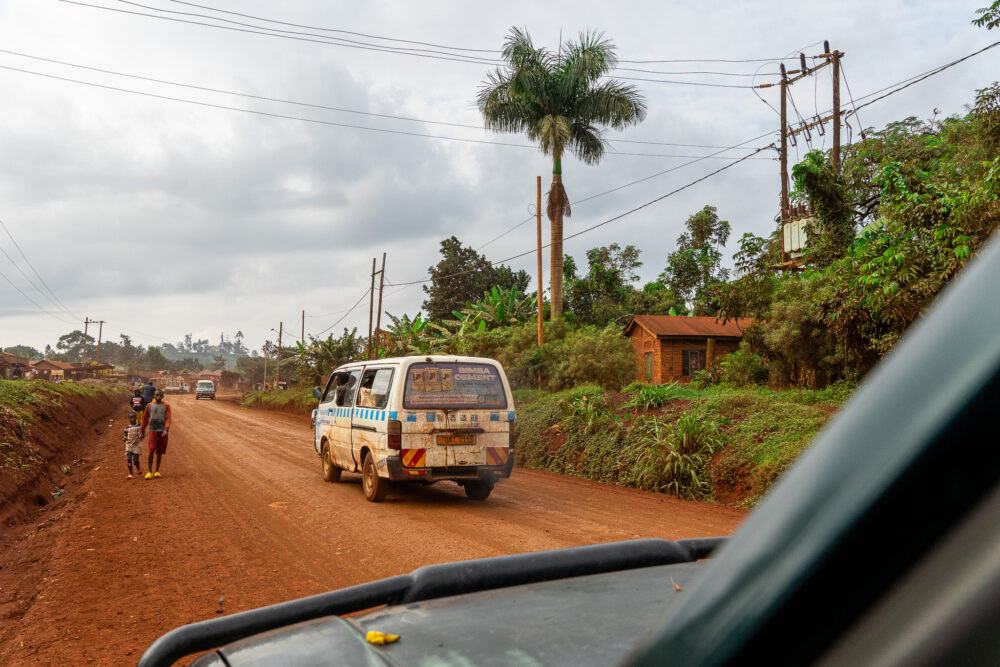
[194,560,707,667]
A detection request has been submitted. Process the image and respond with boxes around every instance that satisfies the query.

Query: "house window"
[644,352,653,380]
[682,349,707,376]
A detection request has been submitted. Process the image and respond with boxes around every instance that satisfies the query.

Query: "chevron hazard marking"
[402,448,426,468]
[485,447,509,466]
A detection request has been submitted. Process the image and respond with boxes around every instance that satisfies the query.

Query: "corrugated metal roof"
[627,315,753,338]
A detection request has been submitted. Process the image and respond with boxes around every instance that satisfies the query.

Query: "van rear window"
[403,363,506,409]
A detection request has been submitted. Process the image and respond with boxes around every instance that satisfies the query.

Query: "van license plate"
[437,434,475,445]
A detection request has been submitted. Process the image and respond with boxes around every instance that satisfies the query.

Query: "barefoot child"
[123,412,143,479]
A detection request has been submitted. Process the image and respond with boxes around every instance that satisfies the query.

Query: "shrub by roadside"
[240,387,314,415]
[514,381,853,505]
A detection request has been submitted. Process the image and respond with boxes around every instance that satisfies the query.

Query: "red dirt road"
[0,394,747,665]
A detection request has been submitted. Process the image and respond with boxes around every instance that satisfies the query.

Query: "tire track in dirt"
[0,393,746,665]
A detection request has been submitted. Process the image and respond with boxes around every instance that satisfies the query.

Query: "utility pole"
[375,252,386,358]
[779,64,789,224]
[536,176,544,347]
[276,322,283,389]
[367,257,376,360]
[829,40,842,171]
[366,255,386,360]
[765,44,843,266]
[82,317,91,364]
[536,176,544,390]
[96,320,106,363]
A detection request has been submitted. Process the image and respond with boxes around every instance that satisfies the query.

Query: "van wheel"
[362,452,389,502]
[321,444,341,482]
[464,480,494,500]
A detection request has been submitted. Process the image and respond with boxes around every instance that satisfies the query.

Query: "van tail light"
[388,419,402,450]
[509,425,517,449]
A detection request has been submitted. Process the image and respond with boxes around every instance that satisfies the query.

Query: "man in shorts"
[141,389,172,479]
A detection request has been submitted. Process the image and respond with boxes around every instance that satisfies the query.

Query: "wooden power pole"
[276,322,283,389]
[82,317,91,364]
[95,320,106,363]
[368,258,376,360]
[536,176,544,390]
[375,252,386,358]
[830,41,842,171]
[536,176,544,348]
[780,64,789,223]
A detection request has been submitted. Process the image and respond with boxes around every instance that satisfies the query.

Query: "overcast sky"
[1,0,995,354]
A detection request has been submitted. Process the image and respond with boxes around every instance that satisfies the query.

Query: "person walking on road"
[141,389,171,479]
[140,380,156,411]
[123,411,143,479]
[129,388,144,421]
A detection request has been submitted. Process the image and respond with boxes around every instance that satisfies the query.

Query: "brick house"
[625,315,753,383]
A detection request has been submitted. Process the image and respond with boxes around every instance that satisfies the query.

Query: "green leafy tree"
[565,243,643,324]
[627,281,688,318]
[973,1,1000,29]
[294,329,365,385]
[3,345,42,360]
[478,27,647,320]
[660,205,731,313]
[792,150,856,265]
[55,329,95,362]
[422,236,529,322]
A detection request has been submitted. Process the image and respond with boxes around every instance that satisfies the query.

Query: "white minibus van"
[311,356,516,501]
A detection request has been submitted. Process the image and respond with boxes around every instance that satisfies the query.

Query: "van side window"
[335,371,362,407]
[320,373,340,404]
[356,368,393,409]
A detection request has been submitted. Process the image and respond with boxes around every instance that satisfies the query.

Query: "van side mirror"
[313,386,322,400]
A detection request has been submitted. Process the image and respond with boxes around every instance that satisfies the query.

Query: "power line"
[474,131,776,253]
[313,288,371,337]
[388,146,772,288]
[0,265,80,326]
[847,39,1000,114]
[0,62,771,161]
[59,2,792,87]
[165,0,808,66]
[0,219,81,321]
[60,0,506,67]
[168,0,500,53]
[0,48,772,152]
[117,0,502,63]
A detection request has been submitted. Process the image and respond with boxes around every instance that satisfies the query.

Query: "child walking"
[123,411,143,479]
[129,389,144,421]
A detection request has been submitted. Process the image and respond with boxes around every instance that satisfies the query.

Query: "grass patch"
[241,387,315,414]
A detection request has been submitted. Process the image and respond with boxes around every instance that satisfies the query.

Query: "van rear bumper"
[386,454,513,482]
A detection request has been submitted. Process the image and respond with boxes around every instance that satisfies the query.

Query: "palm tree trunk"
[549,172,564,320]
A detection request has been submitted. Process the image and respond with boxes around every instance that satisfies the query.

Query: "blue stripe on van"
[489,413,499,421]
[406,412,417,422]
[508,411,516,421]
[426,412,436,422]
[389,411,397,420]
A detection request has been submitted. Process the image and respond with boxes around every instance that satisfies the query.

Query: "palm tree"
[478,27,646,319]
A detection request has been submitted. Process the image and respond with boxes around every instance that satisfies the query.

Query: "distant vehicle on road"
[311,355,516,502]
[195,380,216,400]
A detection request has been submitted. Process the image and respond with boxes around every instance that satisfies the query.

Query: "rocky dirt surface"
[0,393,747,665]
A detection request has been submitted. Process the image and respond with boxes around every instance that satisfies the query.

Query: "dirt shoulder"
[0,392,746,665]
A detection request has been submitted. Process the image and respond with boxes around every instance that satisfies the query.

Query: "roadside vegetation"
[515,382,851,505]
[0,380,127,471]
